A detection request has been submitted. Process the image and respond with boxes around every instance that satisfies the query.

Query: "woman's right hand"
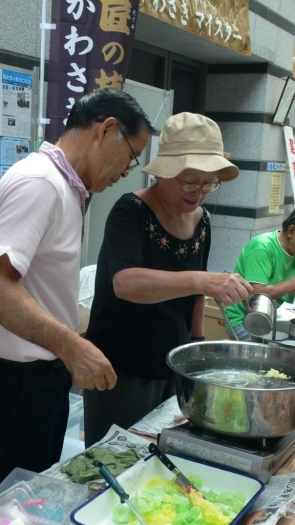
[202,272,253,306]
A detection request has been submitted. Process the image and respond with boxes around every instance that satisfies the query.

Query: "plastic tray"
[0,468,87,525]
[71,453,264,525]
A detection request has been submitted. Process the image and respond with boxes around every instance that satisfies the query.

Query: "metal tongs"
[215,299,239,340]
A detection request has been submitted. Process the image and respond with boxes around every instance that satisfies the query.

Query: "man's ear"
[288,224,295,238]
[101,117,117,135]
[95,117,117,144]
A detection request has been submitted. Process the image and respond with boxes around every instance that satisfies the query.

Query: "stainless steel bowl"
[166,340,295,438]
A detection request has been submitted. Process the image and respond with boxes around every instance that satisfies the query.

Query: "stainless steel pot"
[289,319,295,338]
[166,340,295,438]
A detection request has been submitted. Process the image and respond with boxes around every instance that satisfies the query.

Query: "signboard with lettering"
[284,126,295,204]
[45,0,139,144]
[267,162,287,172]
[269,173,281,213]
[139,0,251,56]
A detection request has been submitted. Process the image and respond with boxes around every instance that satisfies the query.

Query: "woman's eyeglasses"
[177,179,221,194]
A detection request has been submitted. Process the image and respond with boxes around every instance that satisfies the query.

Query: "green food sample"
[112,475,247,525]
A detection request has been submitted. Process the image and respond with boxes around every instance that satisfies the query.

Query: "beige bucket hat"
[142,112,239,182]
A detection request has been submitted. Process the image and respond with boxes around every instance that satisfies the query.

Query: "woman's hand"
[202,272,253,306]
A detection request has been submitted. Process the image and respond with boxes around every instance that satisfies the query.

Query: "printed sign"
[139,0,251,55]
[267,162,286,172]
[0,165,10,180]
[269,173,281,213]
[0,136,30,165]
[0,69,32,139]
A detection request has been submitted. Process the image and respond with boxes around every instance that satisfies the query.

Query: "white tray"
[71,453,264,525]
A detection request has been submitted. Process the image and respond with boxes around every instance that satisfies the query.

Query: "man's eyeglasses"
[118,125,140,172]
[177,179,221,194]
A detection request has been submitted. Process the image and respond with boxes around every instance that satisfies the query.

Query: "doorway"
[127,42,207,115]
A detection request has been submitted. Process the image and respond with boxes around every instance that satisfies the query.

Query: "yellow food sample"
[264,368,289,379]
[188,490,231,525]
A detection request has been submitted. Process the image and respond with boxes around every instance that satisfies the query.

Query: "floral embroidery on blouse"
[146,218,158,238]
[192,240,200,254]
[132,196,143,207]
[192,227,207,254]
[157,235,170,250]
[175,243,188,258]
[131,195,209,257]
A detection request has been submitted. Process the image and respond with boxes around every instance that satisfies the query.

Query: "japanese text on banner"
[45,0,139,144]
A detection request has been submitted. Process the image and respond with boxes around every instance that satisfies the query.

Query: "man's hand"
[62,338,117,391]
[0,253,117,391]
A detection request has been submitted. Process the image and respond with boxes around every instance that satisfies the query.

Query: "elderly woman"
[83,112,252,445]
[225,209,295,341]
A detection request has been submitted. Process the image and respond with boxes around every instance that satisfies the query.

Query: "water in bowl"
[190,368,295,389]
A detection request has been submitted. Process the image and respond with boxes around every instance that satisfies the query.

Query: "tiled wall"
[0,0,51,59]
[205,3,295,272]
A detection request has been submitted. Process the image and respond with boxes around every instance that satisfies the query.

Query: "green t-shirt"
[226,230,295,328]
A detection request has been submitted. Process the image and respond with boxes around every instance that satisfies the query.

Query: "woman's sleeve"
[103,199,145,279]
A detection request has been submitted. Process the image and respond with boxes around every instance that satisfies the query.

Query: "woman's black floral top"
[86,193,211,379]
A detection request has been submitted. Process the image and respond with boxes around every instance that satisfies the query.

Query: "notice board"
[0,64,38,179]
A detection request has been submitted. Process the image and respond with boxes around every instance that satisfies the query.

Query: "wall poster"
[0,66,34,179]
[0,69,33,138]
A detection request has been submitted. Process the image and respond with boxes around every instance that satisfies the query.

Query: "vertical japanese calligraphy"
[45,0,139,144]
[139,0,251,56]
[269,173,281,214]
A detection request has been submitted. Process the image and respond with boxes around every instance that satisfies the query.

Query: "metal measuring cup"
[243,293,276,339]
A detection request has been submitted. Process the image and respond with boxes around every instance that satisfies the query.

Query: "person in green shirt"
[226,209,295,341]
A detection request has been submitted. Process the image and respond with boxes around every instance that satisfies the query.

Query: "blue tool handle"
[93,460,129,503]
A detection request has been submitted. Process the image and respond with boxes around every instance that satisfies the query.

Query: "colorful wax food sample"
[112,475,246,525]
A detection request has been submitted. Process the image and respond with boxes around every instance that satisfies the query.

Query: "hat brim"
[142,154,239,182]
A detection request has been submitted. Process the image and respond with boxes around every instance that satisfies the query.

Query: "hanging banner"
[140,0,251,56]
[284,126,295,204]
[45,0,139,144]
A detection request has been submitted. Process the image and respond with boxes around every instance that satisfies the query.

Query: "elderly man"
[0,88,154,481]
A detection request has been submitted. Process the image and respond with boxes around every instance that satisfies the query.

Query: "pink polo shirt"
[0,143,88,362]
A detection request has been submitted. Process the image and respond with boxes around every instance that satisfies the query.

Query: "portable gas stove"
[158,422,295,483]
